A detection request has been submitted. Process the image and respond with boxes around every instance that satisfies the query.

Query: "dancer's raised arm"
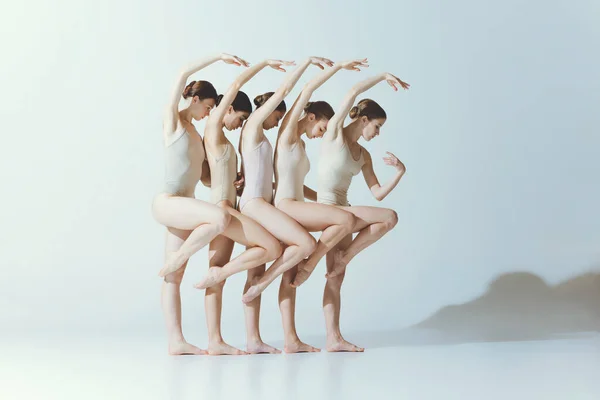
[324,73,409,142]
[164,53,248,135]
[244,57,329,146]
[207,59,294,136]
[278,58,368,144]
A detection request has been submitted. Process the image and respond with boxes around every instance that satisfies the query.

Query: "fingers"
[236,57,250,67]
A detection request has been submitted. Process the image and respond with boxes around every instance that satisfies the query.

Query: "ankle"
[284,334,301,345]
[168,335,186,345]
[247,335,262,344]
[208,335,224,345]
[326,332,343,343]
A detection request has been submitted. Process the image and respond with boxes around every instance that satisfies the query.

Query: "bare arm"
[164,53,247,137]
[362,150,406,201]
[245,57,328,146]
[206,59,292,142]
[324,72,410,142]
[303,185,318,202]
[278,58,369,146]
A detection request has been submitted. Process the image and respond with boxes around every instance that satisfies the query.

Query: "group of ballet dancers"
[152,53,409,355]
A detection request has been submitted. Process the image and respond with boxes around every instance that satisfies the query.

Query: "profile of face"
[190,97,216,121]
[223,106,249,131]
[263,110,285,130]
[361,116,386,141]
[305,113,329,139]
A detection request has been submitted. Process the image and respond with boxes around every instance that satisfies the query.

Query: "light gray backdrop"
[1,0,599,344]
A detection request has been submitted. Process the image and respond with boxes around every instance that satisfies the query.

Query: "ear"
[227,105,234,114]
[308,113,315,122]
[191,95,199,104]
[361,115,369,125]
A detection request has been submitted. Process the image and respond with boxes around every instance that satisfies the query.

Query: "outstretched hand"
[383,152,406,172]
[267,59,296,72]
[340,58,369,71]
[309,56,334,70]
[221,53,250,67]
[384,73,410,91]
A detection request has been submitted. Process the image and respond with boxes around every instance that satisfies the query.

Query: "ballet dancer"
[312,72,410,352]
[195,58,295,355]
[151,53,246,355]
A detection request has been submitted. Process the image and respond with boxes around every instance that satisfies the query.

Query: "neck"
[179,108,194,124]
[297,115,309,139]
[345,119,363,144]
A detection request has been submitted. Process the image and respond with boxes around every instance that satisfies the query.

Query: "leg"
[194,205,282,289]
[327,206,398,278]
[243,263,281,354]
[161,227,206,355]
[323,234,364,352]
[152,194,230,276]
[204,234,247,356]
[240,199,317,304]
[276,199,356,287]
[278,266,320,354]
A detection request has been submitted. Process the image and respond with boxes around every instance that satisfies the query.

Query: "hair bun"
[182,81,197,99]
[303,102,313,112]
[349,106,359,119]
[216,94,224,106]
[253,94,265,107]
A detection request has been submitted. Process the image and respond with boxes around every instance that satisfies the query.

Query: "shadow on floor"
[349,271,600,348]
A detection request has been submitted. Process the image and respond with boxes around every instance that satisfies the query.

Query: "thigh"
[242,199,313,246]
[208,235,235,268]
[278,199,353,232]
[338,205,395,233]
[221,205,278,248]
[153,193,225,230]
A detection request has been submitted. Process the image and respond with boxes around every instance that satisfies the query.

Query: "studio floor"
[2,331,600,400]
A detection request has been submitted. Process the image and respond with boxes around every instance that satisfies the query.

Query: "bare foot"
[194,267,223,290]
[208,341,248,356]
[168,341,207,356]
[290,260,312,288]
[242,284,264,304]
[284,340,321,354]
[325,249,347,279]
[247,340,282,354]
[159,251,188,277]
[326,338,364,353]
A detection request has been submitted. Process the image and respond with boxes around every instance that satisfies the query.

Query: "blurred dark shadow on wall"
[348,271,600,348]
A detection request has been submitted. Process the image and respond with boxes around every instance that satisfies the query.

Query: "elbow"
[282,84,294,97]
[372,191,384,202]
[348,87,360,98]
[230,81,243,91]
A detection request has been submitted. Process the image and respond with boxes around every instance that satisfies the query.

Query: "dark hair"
[349,98,386,120]
[254,92,287,113]
[182,80,218,101]
[304,101,334,120]
[216,90,252,114]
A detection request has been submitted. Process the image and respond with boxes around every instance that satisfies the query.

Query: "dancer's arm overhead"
[278,58,368,145]
[206,59,292,141]
[324,73,410,142]
[362,150,406,201]
[164,53,248,136]
[244,57,329,147]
